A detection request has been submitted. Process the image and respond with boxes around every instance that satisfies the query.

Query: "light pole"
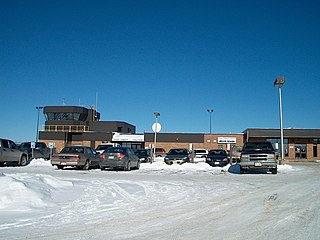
[36,106,44,142]
[274,77,285,164]
[153,112,160,162]
[207,109,214,134]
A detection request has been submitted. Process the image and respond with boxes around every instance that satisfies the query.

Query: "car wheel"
[57,165,64,170]
[82,160,90,170]
[271,168,277,174]
[0,162,4,167]
[124,161,131,171]
[19,155,27,166]
[136,160,140,170]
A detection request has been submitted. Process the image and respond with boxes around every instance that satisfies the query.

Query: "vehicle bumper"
[164,159,188,165]
[239,161,277,169]
[99,160,127,169]
[51,159,85,167]
[206,160,228,167]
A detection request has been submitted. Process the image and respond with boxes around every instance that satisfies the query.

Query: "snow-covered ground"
[0,158,319,240]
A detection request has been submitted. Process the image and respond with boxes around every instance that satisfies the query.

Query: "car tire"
[271,168,277,174]
[19,155,27,166]
[82,160,90,170]
[57,165,64,170]
[124,161,131,171]
[136,160,140,170]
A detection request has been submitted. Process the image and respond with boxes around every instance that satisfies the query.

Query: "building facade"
[38,106,320,161]
[39,106,138,151]
[243,128,320,161]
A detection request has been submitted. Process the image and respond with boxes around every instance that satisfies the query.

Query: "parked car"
[99,147,140,171]
[134,149,151,163]
[51,146,100,170]
[95,143,120,154]
[194,149,208,158]
[152,148,166,157]
[206,149,229,167]
[19,142,53,160]
[164,148,190,165]
[230,146,242,164]
[239,141,277,174]
[0,138,28,167]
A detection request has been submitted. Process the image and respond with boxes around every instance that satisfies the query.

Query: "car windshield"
[61,146,84,154]
[168,149,188,155]
[96,145,113,150]
[243,142,274,151]
[105,147,126,154]
[208,150,227,156]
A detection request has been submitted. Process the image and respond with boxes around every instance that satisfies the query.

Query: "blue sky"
[1,0,320,142]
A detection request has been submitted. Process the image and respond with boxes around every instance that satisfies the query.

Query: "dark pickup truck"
[19,142,52,160]
[239,141,277,174]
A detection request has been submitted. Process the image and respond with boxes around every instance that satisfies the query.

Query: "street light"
[152,112,160,163]
[207,109,214,134]
[274,77,285,164]
[36,106,44,142]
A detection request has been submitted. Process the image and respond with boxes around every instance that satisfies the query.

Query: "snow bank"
[0,172,73,211]
[140,158,227,175]
[27,158,53,167]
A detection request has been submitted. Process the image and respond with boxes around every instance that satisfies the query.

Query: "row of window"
[45,112,87,121]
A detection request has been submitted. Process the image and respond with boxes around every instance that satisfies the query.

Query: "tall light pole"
[36,106,44,142]
[152,112,161,162]
[207,109,214,134]
[274,77,285,164]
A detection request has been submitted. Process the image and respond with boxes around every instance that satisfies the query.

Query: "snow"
[0,158,319,239]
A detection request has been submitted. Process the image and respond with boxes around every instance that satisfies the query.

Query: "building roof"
[243,128,320,138]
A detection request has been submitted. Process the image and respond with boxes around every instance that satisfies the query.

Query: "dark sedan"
[206,149,229,167]
[99,147,140,171]
[51,146,100,170]
[134,149,151,163]
[164,148,190,165]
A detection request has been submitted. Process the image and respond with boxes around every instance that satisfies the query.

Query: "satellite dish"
[152,123,161,133]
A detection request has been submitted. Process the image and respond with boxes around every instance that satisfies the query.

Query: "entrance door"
[295,144,307,159]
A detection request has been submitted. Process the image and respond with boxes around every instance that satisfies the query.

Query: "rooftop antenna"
[95,92,98,112]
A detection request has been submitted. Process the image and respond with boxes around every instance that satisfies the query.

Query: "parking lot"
[1,159,319,240]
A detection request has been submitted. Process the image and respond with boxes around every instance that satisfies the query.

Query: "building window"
[117,127,122,132]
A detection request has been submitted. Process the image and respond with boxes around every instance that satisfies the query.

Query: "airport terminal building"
[39,106,320,161]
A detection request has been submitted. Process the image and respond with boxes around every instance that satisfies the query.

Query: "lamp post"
[36,106,44,142]
[207,109,214,134]
[274,77,285,164]
[152,112,160,162]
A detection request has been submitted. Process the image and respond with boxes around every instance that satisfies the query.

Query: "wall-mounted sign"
[218,137,237,144]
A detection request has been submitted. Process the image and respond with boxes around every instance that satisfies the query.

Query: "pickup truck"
[19,141,52,159]
[0,138,28,166]
[239,141,277,174]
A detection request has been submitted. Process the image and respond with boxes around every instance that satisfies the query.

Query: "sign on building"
[218,137,237,144]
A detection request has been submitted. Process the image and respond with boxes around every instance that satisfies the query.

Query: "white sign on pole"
[31,142,36,149]
[49,142,55,149]
[152,122,161,133]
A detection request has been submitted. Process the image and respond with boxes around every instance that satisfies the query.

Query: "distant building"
[39,106,140,151]
[38,106,320,161]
